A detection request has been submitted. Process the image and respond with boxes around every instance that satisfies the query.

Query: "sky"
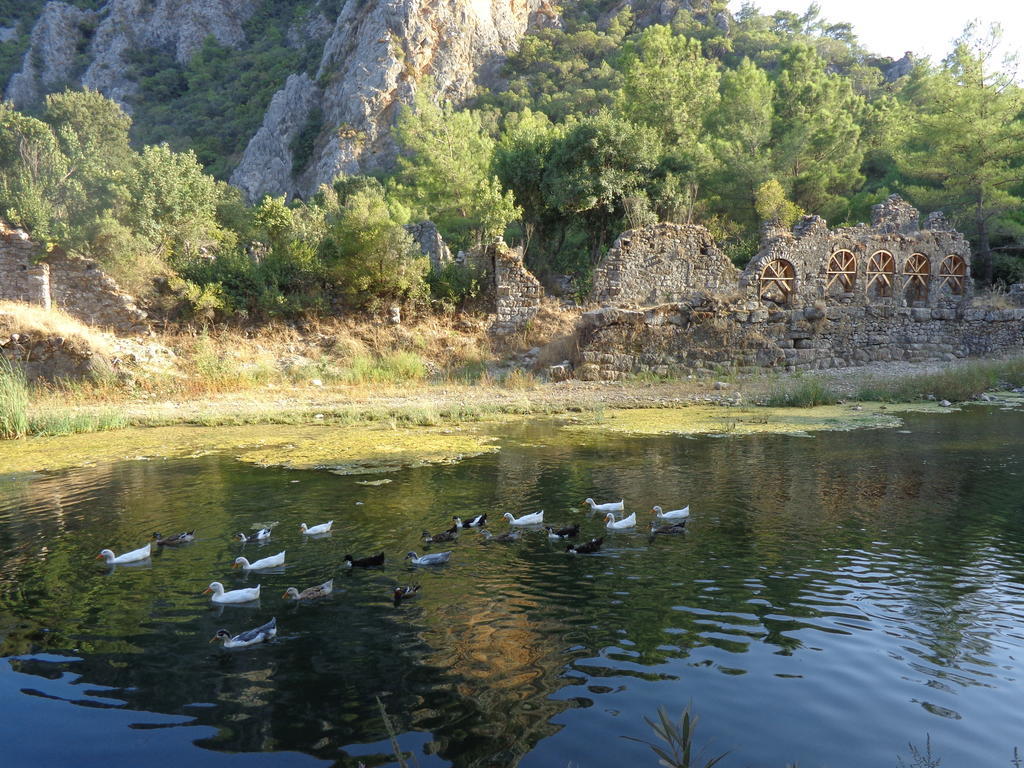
[727,0,1024,64]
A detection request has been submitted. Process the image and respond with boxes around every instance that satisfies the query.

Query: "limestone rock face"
[82,0,259,108]
[9,0,544,199]
[229,74,319,203]
[4,2,98,106]
[234,0,543,201]
[6,0,259,108]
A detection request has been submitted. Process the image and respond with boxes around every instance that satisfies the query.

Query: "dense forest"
[0,0,1022,323]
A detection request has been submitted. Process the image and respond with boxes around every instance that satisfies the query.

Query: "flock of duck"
[95,498,690,649]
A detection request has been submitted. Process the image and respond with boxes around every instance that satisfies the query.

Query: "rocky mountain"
[3,0,558,201]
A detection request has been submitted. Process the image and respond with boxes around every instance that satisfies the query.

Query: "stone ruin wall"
[590,223,741,307]
[573,196,1024,380]
[0,222,148,334]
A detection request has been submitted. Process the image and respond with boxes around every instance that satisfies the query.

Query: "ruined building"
[0,221,147,333]
[574,196,1023,380]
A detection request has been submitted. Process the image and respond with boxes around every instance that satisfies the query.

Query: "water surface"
[2,406,1023,767]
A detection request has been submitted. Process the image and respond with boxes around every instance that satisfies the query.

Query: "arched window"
[937,255,967,295]
[826,250,857,293]
[866,250,896,298]
[903,253,930,303]
[759,259,796,304]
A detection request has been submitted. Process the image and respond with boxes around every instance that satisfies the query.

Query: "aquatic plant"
[624,705,728,768]
[0,359,29,439]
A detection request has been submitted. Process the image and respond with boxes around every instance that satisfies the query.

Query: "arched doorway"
[937,255,967,295]
[826,250,856,295]
[903,253,930,303]
[866,250,895,298]
[759,259,796,305]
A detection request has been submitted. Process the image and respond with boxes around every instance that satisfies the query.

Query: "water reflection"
[1,408,1023,766]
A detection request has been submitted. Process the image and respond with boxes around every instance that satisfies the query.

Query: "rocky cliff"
[5,0,552,200]
[233,0,549,201]
[6,0,260,107]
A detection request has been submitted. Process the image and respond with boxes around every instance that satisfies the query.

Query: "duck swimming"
[584,498,624,513]
[210,617,276,648]
[233,551,285,571]
[96,543,151,565]
[393,585,420,606]
[152,531,195,546]
[344,552,385,568]
[653,505,690,521]
[604,511,637,529]
[422,528,458,544]
[503,510,544,526]
[235,528,271,542]
[545,524,580,540]
[453,514,487,528]
[300,520,333,535]
[567,537,604,554]
[204,582,261,604]
[405,551,452,566]
[282,579,334,601]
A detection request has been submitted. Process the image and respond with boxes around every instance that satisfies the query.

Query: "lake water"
[1,406,1024,767]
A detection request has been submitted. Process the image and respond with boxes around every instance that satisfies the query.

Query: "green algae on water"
[0,422,498,476]
[563,402,953,437]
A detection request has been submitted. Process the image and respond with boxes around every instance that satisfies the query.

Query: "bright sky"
[728,0,1024,64]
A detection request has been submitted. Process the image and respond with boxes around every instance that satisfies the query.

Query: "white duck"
[204,581,261,604]
[405,551,452,566]
[96,543,151,565]
[503,510,544,526]
[300,520,333,535]
[210,617,276,648]
[233,551,285,571]
[604,511,637,530]
[653,505,690,521]
[584,498,624,513]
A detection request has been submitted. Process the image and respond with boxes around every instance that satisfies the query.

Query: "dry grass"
[0,301,115,356]
[970,288,1018,310]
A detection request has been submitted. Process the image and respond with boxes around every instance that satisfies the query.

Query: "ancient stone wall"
[590,223,742,307]
[491,243,543,335]
[0,223,148,333]
[567,196,1021,380]
[573,299,1024,381]
[740,195,973,311]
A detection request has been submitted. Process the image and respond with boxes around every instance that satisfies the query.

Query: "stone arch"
[937,254,967,295]
[826,249,857,294]
[902,253,930,303]
[866,250,896,298]
[759,259,796,305]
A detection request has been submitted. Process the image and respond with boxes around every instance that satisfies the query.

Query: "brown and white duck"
[282,579,334,601]
[422,528,458,544]
[152,530,195,546]
[393,585,420,606]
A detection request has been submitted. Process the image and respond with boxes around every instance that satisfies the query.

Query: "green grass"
[855,357,1024,403]
[339,351,427,385]
[0,360,30,439]
[0,360,129,439]
[29,409,129,436]
[764,377,844,407]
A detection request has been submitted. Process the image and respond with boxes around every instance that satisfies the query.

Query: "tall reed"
[0,359,30,439]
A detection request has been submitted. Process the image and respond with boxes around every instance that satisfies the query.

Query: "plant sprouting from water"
[624,705,729,768]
